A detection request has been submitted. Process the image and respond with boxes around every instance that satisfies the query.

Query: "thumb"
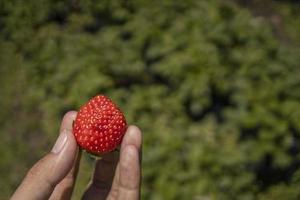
[11,112,78,200]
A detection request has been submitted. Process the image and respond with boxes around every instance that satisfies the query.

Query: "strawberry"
[73,95,127,154]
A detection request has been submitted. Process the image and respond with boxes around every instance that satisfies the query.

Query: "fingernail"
[51,129,68,154]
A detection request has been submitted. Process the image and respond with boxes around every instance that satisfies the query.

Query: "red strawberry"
[73,95,127,154]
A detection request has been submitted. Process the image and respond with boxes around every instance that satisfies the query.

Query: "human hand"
[11,111,142,200]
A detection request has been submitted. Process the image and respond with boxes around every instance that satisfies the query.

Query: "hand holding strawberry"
[12,96,142,200]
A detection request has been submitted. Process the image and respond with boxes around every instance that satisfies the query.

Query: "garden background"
[1,0,300,199]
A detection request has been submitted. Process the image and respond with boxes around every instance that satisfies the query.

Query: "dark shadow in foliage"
[184,84,234,123]
[255,153,300,191]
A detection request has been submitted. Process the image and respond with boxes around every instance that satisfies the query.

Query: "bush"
[1,0,300,199]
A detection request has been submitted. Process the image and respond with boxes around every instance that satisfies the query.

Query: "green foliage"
[1,0,300,199]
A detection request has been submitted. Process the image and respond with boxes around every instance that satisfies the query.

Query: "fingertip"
[60,111,78,132]
[127,125,142,136]
[63,111,78,123]
[121,125,142,149]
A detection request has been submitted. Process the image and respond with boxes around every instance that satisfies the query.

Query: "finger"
[49,112,81,200]
[107,163,120,199]
[82,151,119,200]
[11,111,78,200]
[60,111,77,133]
[121,125,142,150]
[117,145,140,200]
[108,125,142,199]
[49,150,81,200]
